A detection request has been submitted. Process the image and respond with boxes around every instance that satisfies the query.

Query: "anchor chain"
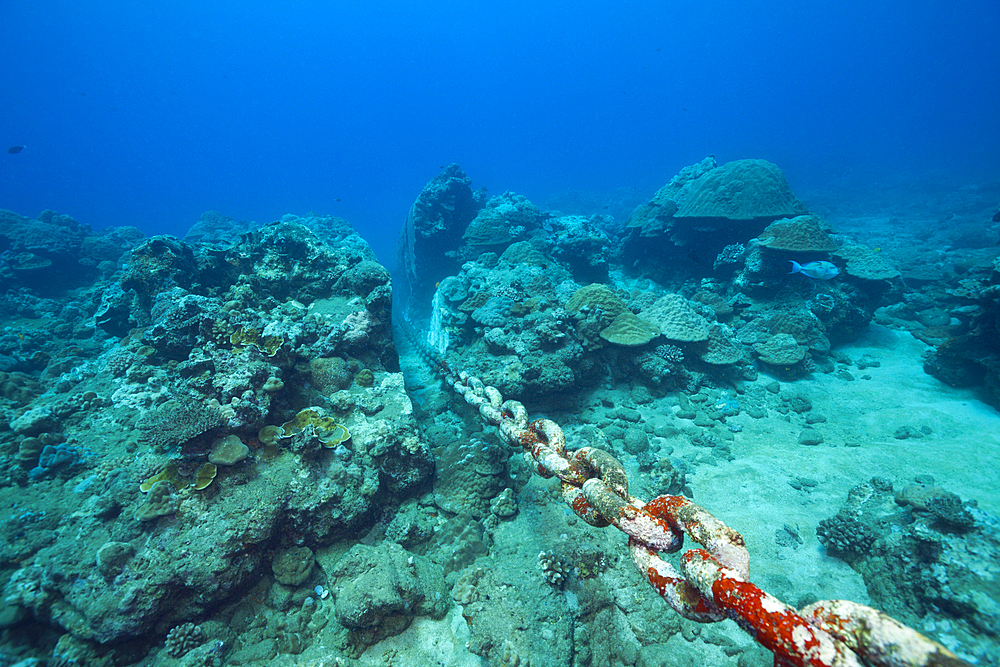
[439,362,970,667]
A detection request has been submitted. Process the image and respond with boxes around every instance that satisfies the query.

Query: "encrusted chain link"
[443,365,970,667]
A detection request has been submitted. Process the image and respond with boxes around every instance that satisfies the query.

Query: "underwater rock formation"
[1,157,991,665]
[619,156,808,281]
[0,211,433,658]
[921,254,1000,407]
[817,477,999,662]
[0,209,140,293]
[397,164,486,311]
[461,191,544,250]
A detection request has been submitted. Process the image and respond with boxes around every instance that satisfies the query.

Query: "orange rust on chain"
[569,492,591,516]
[629,539,722,622]
[645,564,719,619]
[431,356,972,667]
[647,495,745,549]
[798,600,970,667]
[682,549,863,667]
[562,482,611,527]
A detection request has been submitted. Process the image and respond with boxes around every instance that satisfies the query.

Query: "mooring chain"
[443,367,970,667]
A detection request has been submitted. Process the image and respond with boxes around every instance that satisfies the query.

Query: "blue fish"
[789,260,839,280]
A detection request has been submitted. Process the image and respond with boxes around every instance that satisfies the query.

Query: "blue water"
[3,0,998,263]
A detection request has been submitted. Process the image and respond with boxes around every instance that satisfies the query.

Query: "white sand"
[689,324,1000,606]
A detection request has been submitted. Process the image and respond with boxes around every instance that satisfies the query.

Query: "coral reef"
[921,255,1000,407]
[0,157,991,666]
[618,157,808,281]
[817,477,1000,659]
[0,211,433,664]
[397,164,486,309]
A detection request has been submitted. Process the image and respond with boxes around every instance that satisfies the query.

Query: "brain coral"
[757,215,837,252]
[639,295,710,342]
[599,312,660,347]
[674,159,808,221]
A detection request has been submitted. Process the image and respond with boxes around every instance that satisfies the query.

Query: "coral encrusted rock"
[757,215,838,252]
[271,546,315,586]
[639,294,710,342]
[398,164,483,308]
[331,542,449,652]
[599,312,660,347]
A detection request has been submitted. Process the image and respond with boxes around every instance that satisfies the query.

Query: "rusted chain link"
[441,364,970,667]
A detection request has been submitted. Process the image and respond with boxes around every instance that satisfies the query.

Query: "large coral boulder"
[0,209,98,291]
[330,542,449,651]
[619,157,808,280]
[672,159,806,223]
[397,164,484,309]
[461,191,543,249]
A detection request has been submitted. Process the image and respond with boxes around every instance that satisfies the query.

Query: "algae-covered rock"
[10,406,58,435]
[0,207,430,657]
[698,324,744,365]
[331,542,449,651]
[121,236,198,310]
[208,434,249,465]
[753,333,807,365]
[549,214,612,283]
[272,546,315,586]
[95,541,134,579]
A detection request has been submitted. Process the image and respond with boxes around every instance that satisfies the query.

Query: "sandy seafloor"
[687,324,1000,635]
[374,322,999,666]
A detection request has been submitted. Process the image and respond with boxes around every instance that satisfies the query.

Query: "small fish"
[789,260,839,280]
[7,146,25,154]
